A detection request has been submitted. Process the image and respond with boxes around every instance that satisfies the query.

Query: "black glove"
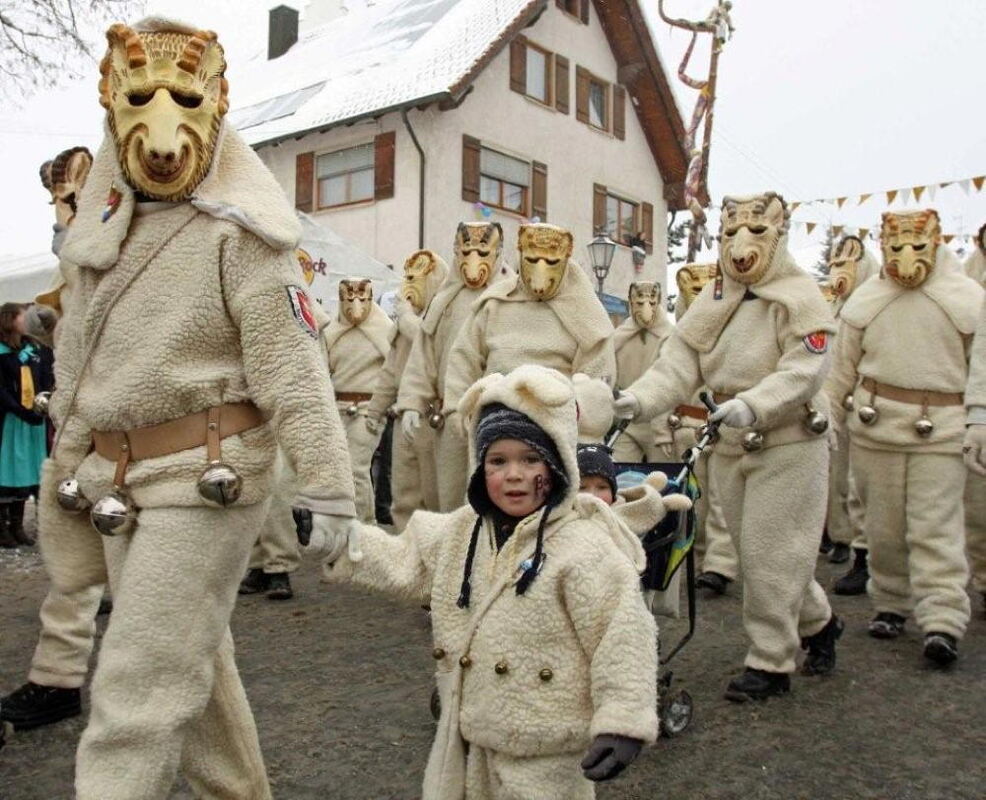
[580,734,644,782]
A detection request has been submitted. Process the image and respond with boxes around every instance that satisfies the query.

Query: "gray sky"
[1,0,984,266]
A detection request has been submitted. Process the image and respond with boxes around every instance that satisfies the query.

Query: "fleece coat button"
[459,655,472,668]
[494,661,509,675]
[432,648,446,660]
[539,668,553,682]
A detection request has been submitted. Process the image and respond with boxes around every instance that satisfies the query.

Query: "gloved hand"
[304,513,363,563]
[964,424,986,476]
[402,410,421,441]
[364,415,383,436]
[710,398,755,428]
[580,734,644,782]
[613,391,640,421]
[15,407,45,426]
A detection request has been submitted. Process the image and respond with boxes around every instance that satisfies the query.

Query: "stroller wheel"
[429,686,441,721]
[659,689,693,737]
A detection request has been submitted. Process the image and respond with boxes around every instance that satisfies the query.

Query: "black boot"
[868,611,906,639]
[833,548,868,595]
[724,669,790,702]
[238,568,270,595]
[0,504,16,548]
[696,571,731,596]
[828,542,850,564]
[8,500,33,546]
[266,572,293,601]
[801,615,844,675]
[818,530,834,555]
[0,682,82,730]
[923,632,958,666]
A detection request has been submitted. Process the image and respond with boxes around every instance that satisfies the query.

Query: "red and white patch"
[803,331,828,354]
[286,285,318,338]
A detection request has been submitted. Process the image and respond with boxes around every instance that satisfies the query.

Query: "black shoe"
[833,548,868,595]
[696,571,731,595]
[7,501,33,546]
[238,568,270,595]
[0,682,81,730]
[266,572,293,601]
[724,669,790,702]
[818,530,834,555]
[801,615,844,675]
[0,504,16,548]
[868,612,906,639]
[828,543,851,564]
[97,596,113,616]
[923,632,958,666]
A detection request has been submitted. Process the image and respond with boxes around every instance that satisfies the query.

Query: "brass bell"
[842,394,855,412]
[32,391,52,416]
[857,405,879,426]
[667,413,682,430]
[803,408,829,435]
[428,412,444,430]
[346,403,359,417]
[494,661,509,675]
[741,431,764,452]
[90,490,137,536]
[914,416,934,438]
[56,477,91,513]
[197,462,243,507]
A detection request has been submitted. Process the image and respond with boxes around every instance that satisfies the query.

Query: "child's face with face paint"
[484,439,552,518]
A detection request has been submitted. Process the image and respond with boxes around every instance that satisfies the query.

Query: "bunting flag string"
[769,172,986,213]
[789,220,976,243]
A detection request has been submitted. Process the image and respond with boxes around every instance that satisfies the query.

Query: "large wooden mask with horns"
[454,222,502,289]
[518,223,572,301]
[718,192,789,286]
[99,22,229,201]
[40,146,93,228]
[880,210,941,289]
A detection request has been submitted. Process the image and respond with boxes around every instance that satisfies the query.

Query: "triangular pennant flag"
[858,227,870,240]
[900,187,912,204]
[913,185,926,202]
[791,201,801,212]
[836,197,847,209]
[833,225,844,236]
[960,179,971,195]
[806,222,817,235]
[927,185,937,201]
[939,182,952,189]
[886,189,898,204]
[859,193,872,205]
[973,175,985,191]
[943,234,955,244]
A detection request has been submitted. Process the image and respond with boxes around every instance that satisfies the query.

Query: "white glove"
[710,398,756,428]
[964,425,986,477]
[364,415,383,436]
[305,514,363,563]
[613,391,641,421]
[401,410,421,441]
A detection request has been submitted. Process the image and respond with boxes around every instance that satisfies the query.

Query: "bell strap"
[859,377,963,407]
[335,392,373,403]
[674,404,708,421]
[91,403,265,464]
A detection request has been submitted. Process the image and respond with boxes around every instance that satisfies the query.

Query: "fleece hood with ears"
[59,123,301,271]
[421,253,512,338]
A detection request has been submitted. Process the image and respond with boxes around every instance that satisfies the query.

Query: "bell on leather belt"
[346,403,359,417]
[803,404,829,435]
[90,489,137,536]
[57,477,91,513]
[842,393,855,412]
[857,405,879,425]
[429,411,444,430]
[741,431,764,452]
[197,461,243,507]
[914,416,934,438]
[667,413,682,430]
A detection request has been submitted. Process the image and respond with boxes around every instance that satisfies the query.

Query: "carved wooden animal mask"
[40,146,93,228]
[719,192,789,286]
[628,281,660,328]
[826,235,866,299]
[401,250,440,313]
[518,223,572,301]
[99,22,228,201]
[880,210,940,289]
[675,262,717,310]
[339,278,373,325]
[454,222,502,289]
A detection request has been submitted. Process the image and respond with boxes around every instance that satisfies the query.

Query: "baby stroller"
[607,392,720,738]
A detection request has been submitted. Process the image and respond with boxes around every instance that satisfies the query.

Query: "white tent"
[0,252,58,304]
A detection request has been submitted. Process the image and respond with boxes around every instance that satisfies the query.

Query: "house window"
[525,44,552,104]
[480,147,530,213]
[588,79,607,129]
[605,193,639,245]
[316,143,374,208]
[556,0,589,23]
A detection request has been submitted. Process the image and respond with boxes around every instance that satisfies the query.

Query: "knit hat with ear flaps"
[576,443,617,498]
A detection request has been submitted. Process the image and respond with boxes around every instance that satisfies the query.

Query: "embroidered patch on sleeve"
[803,331,828,354]
[286,285,318,338]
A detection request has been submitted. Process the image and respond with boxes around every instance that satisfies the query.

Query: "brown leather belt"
[336,392,373,403]
[91,402,265,487]
[860,377,963,407]
[675,404,708,421]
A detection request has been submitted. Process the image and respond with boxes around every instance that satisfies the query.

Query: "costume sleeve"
[443,304,490,414]
[737,308,833,429]
[628,332,703,421]
[396,326,439,415]
[322,509,452,603]
[824,321,863,429]
[967,296,986,424]
[221,231,356,518]
[367,342,400,421]
[574,333,617,383]
[562,538,659,744]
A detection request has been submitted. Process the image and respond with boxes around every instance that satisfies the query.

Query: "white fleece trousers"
[342,411,380,524]
[392,423,439,530]
[27,584,103,689]
[436,422,470,512]
[852,445,971,638]
[711,439,833,674]
[465,745,595,800]
[693,454,737,581]
[827,429,866,548]
[75,503,270,800]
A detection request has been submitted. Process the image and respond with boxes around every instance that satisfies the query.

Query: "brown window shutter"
[374,131,395,200]
[579,0,590,24]
[462,135,481,203]
[509,36,527,94]
[613,85,626,140]
[295,151,314,212]
[532,161,548,221]
[576,66,590,124]
[593,183,607,234]
[641,201,654,254]
[554,55,569,114]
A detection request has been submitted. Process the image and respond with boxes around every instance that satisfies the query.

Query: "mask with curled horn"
[454,222,502,289]
[718,192,789,286]
[339,278,373,325]
[518,223,572,301]
[675,263,717,310]
[40,146,93,228]
[401,250,439,313]
[880,210,940,289]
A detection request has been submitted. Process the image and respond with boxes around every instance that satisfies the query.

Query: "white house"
[230,0,700,303]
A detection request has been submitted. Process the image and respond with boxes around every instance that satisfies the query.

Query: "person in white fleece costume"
[398,223,510,511]
[827,210,983,663]
[41,19,356,799]
[320,365,689,799]
[615,192,842,702]
[443,224,617,436]
[367,250,448,528]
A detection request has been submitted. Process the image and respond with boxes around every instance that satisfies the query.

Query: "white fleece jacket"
[614,313,675,448]
[321,303,393,395]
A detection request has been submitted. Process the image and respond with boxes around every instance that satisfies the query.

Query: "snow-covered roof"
[229,0,543,147]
